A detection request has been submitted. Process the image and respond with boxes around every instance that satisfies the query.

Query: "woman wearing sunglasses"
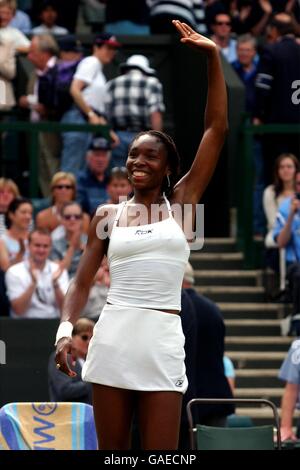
[48,318,95,404]
[36,172,90,235]
[55,21,227,450]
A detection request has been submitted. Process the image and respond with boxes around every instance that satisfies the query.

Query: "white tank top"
[107,195,190,311]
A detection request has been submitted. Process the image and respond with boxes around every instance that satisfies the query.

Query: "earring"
[167,174,170,188]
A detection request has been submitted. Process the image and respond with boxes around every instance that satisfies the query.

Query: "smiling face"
[9,202,32,231]
[126,134,170,191]
[52,178,75,204]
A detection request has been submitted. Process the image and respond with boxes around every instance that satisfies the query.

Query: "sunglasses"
[54,185,74,190]
[111,166,127,173]
[63,214,82,220]
[216,21,231,26]
[80,334,91,341]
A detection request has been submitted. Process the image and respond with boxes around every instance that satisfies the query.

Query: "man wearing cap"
[60,33,121,173]
[76,135,111,216]
[105,54,165,168]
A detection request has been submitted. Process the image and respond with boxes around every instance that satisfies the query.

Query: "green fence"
[0,120,110,197]
[237,123,300,268]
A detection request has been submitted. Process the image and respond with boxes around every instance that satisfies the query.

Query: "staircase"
[190,238,299,426]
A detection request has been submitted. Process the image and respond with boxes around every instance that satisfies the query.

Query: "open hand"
[173,20,217,54]
[55,337,77,377]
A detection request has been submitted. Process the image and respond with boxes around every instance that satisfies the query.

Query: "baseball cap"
[89,136,111,151]
[120,55,156,76]
[94,33,121,48]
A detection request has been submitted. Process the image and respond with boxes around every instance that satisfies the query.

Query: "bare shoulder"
[94,203,119,221]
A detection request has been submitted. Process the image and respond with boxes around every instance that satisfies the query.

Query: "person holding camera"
[273,171,300,335]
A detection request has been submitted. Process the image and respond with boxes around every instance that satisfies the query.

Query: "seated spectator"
[0,197,32,272]
[106,167,132,204]
[263,153,299,253]
[210,11,237,63]
[223,355,235,394]
[0,178,20,236]
[273,170,300,335]
[36,172,90,235]
[231,34,258,113]
[105,55,165,168]
[76,136,111,216]
[50,202,87,279]
[278,338,300,441]
[0,36,15,111]
[5,228,69,318]
[5,0,32,33]
[0,0,30,52]
[31,0,68,36]
[230,0,273,36]
[48,317,94,404]
[31,0,80,33]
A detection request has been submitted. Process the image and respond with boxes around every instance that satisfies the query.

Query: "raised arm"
[172,21,228,205]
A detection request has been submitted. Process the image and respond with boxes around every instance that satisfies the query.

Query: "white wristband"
[55,321,73,346]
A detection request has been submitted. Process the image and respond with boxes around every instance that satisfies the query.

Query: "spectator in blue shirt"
[231,33,258,114]
[278,338,300,441]
[76,136,110,216]
[273,171,300,335]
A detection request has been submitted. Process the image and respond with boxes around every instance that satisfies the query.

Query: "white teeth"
[133,171,147,176]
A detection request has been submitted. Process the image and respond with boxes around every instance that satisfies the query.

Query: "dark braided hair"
[129,130,181,197]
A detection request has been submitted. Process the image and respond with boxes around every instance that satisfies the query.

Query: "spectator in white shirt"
[1,0,32,33]
[60,33,121,173]
[5,228,69,319]
[0,0,30,52]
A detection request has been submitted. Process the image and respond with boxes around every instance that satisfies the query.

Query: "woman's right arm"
[55,211,110,376]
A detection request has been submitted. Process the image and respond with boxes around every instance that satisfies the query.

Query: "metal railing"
[0,120,110,197]
[237,122,300,268]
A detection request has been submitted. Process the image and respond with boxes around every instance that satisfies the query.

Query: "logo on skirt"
[175,379,184,387]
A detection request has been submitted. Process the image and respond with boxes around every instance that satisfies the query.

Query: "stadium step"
[235,388,283,407]
[190,252,244,270]
[224,319,281,336]
[194,270,262,286]
[235,369,283,391]
[226,336,292,352]
[226,351,286,369]
[217,302,284,320]
[195,286,265,303]
[200,238,238,253]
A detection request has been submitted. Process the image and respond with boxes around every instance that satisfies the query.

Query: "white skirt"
[82,304,188,393]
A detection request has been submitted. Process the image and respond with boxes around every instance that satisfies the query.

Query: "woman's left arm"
[172,21,228,205]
